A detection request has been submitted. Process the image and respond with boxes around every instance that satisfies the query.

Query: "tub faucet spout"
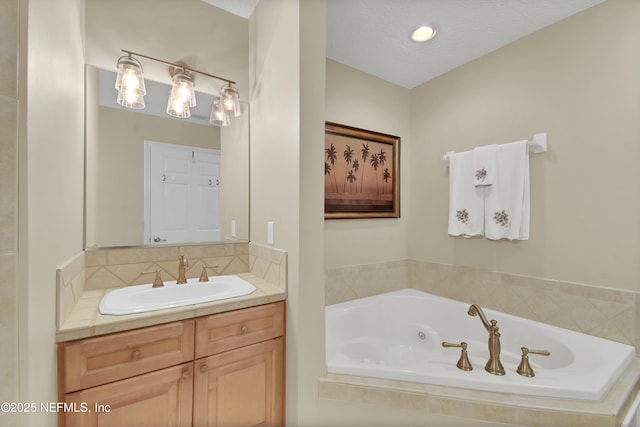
[468,304,505,376]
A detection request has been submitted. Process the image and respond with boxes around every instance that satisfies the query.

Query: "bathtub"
[325,289,636,401]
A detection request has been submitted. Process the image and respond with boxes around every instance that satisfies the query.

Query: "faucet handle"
[442,341,473,371]
[198,265,220,282]
[517,347,550,377]
[142,269,164,288]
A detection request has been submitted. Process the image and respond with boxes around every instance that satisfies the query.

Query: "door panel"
[146,141,221,244]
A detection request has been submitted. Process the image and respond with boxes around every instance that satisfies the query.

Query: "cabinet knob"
[200,364,209,374]
[182,366,192,380]
[131,349,141,361]
[241,325,248,334]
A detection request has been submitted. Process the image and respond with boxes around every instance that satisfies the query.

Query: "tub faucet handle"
[517,347,550,378]
[442,342,473,371]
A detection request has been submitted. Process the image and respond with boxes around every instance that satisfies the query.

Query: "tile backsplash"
[57,242,287,329]
[84,243,251,290]
[326,259,638,352]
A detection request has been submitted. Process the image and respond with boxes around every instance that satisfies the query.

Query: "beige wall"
[324,60,412,267]
[409,0,640,293]
[0,0,19,426]
[249,0,326,425]
[18,0,86,426]
[85,0,248,97]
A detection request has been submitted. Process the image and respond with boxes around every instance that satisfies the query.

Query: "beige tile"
[428,396,517,425]
[57,251,85,283]
[233,243,250,255]
[106,246,179,265]
[70,274,85,301]
[180,243,235,258]
[250,257,271,279]
[0,97,17,254]
[515,408,614,427]
[262,263,279,286]
[85,266,128,290]
[0,253,17,406]
[218,256,249,274]
[0,0,17,99]
[62,283,76,322]
[325,280,359,305]
[108,261,164,285]
[85,249,107,267]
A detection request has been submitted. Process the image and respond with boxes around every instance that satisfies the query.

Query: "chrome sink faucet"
[177,254,188,284]
[468,304,505,376]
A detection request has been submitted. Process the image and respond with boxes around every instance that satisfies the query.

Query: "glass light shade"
[117,89,145,109]
[169,71,196,107]
[166,97,191,118]
[115,56,146,96]
[219,83,241,117]
[209,97,230,126]
[166,71,196,118]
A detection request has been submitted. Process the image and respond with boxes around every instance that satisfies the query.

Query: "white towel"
[473,144,497,186]
[484,140,530,240]
[448,150,485,237]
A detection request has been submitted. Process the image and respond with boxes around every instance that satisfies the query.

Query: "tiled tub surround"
[326,259,638,351]
[56,242,287,342]
[323,260,640,426]
[320,360,640,427]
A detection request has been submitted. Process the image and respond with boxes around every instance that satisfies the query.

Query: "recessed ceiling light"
[411,25,437,42]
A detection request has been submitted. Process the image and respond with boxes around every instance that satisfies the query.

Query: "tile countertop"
[57,272,286,343]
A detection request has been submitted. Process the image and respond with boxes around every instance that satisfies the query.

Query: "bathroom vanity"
[55,243,288,427]
[58,301,284,427]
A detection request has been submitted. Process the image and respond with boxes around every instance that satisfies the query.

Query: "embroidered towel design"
[473,144,497,186]
[493,210,509,227]
[456,209,469,224]
[475,168,488,183]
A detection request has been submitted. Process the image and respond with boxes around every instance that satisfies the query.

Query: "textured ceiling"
[326,0,605,88]
[204,0,605,89]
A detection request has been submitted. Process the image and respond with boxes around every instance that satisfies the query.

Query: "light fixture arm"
[121,50,236,85]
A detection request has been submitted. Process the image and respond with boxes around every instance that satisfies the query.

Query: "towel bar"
[443,133,547,165]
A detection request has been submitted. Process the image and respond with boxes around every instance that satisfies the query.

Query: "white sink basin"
[99,275,257,315]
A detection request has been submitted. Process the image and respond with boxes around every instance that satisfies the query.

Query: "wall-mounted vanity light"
[115,49,241,126]
[115,55,146,109]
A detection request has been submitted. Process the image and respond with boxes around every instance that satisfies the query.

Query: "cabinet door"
[194,338,284,427]
[64,362,193,427]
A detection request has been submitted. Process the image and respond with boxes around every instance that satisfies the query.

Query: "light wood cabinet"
[195,301,285,358]
[58,301,285,427]
[60,319,195,393]
[64,363,194,427]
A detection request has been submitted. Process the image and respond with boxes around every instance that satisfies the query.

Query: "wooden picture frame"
[324,122,400,219]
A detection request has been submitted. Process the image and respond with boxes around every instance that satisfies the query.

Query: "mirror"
[84,0,249,249]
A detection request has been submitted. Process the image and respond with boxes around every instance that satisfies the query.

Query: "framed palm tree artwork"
[325,122,400,219]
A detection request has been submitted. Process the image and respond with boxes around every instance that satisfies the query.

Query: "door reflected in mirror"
[85,66,249,248]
